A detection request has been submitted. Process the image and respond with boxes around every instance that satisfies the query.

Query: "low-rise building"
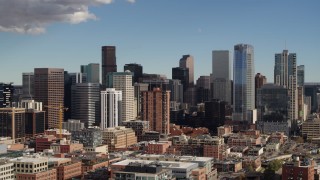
[242,156,261,171]
[214,160,242,173]
[0,160,14,180]
[102,126,137,152]
[147,141,171,154]
[266,142,280,152]
[247,147,263,156]
[71,128,103,148]
[282,159,315,180]
[302,118,320,140]
[122,120,149,142]
[35,135,57,152]
[84,144,108,154]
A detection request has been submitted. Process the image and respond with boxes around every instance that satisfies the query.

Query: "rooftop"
[113,159,198,169]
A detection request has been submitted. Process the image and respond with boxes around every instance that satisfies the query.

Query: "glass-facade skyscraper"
[233,44,255,121]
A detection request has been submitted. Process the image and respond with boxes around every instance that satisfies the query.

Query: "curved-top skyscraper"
[233,44,255,121]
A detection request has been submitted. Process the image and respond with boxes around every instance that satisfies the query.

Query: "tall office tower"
[304,83,320,113]
[297,65,305,87]
[71,83,100,128]
[134,83,149,118]
[102,46,117,88]
[255,73,267,108]
[256,84,289,135]
[169,79,183,104]
[101,88,122,129]
[204,99,226,133]
[64,72,87,120]
[184,87,197,107]
[81,63,100,83]
[196,76,211,103]
[179,55,194,86]
[212,50,232,105]
[108,72,135,122]
[297,86,306,121]
[0,108,26,140]
[233,44,255,121]
[34,68,64,129]
[172,67,189,91]
[274,50,297,121]
[141,88,170,134]
[22,72,34,100]
[124,63,143,84]
[0,83,14,108]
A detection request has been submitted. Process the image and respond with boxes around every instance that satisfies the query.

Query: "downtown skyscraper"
[101,88,122,129]
[102,46,117,88]
[274,50,297,122]
[233,44,255,122]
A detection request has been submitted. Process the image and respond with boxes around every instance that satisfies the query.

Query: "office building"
[196,76,211,103]
[64,72,87,120]
[108,72,135,122]
[22,72,34,100]
[34,68,64,129]
[0,83,14,108]
[297,86,306,121]
[81,63,100,83]
[102,126,137,151]
[0,160,14,180]
[124,63,143,84]
[274,50,297,121]
[297,65,305,87]
[0,108,25,140]
[62,119,85,132]
[172,67,189,91]
[122,120,149,142]
[101,88,122,129]
[134,83,149,118]
[179,55,194,86]
[102,46,117,87]
[212,50,232,105]
[169,80,183,105]
[304,83,320,113]
[233,44,255,121]
[302,118,320,140]
[71,128,103,147]
[71,83,100,128]
[141,88,170,134]
[204,99,226,133]
[255,73,267,108]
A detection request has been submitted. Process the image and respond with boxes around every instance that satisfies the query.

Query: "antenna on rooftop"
[285,40,287,50]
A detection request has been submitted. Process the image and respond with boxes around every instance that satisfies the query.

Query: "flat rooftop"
[113,159,198,170]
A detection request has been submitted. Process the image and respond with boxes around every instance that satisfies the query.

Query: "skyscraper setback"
[102,46,117,87]
[233,44,255,122]
[34,68,64,129]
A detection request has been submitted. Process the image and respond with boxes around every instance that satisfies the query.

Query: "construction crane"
[44,104,68,139]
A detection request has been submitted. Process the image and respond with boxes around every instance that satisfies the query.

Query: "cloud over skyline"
[0,0,117,34]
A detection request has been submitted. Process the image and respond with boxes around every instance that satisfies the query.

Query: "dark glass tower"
[172,67,189,92]
[102,46,117,88]
[124,63,143,84]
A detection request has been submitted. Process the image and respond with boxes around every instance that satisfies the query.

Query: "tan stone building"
[302,118,320,140]
[102,126,137,151]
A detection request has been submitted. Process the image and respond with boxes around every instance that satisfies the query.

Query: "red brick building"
[56,161,82,180]
[282,160,315,180]
[16,169,57,180]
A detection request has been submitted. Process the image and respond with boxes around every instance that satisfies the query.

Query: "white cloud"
[0,0,114,34]
[127,0,136,4]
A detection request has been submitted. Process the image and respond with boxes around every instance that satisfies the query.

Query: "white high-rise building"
[101,88,122,130]
[108,72,135,122]
[233,44,255,121]
[274,50,298,122]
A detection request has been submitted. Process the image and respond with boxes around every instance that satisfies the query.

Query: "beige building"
[302,118,320,139]
[141,88,170,134]
[102,126,137,151]
[0,160,14,180]
[10,155,49,174]
[84,144,108,154]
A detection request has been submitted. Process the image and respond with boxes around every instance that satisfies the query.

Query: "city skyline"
[1,0,320,84]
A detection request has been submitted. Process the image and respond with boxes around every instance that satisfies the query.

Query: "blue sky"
[0,0,320,85]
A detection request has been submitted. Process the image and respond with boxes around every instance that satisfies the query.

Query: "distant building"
[124,63,143,84]
[255,73,267,108]
[169,79,183,104]
[81,63,100,83]
[179,55,194,86]
[302,118,320,140]
[102,126,137,152]
[71,128,103,147]
[282,159,315,180]
[172,67,189,92]
[297,65,305,87]
[204,99,226,133]
[0,108,25,140]
[0,82,14,108]
[22,72,34,100]
[122,120,149,142]
[102,46,117,88]
[141,88,170,135]
[134,83,149,118]
[62,119,85,132]
[196,76,211,103]
[34,68,64,129]
[304,83,320,113]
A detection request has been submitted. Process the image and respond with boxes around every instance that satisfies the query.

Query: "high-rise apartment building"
[255,73,267,108]
[108,72,135,122]
[71,83,100,128]
[124,63,143,84]
[102,46,117,87]
[0,83,14,108]
[179,55,194,86]
[233,44,255,121]
[134,83,149,118]
[212,50,232,105]
[101,88,122,129]
[297,65,305,87]
[81,63,100,83]
[22,72,34,100]
[274,50,297,121]
[34,68,64,129]
[141,88,170,134]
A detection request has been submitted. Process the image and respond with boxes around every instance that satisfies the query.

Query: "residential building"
[71,83,100,128]
[141,88,170,134]
[81,63,100,83]
[102,126,137,151]
[102,46,117,87]
[233,44,255,121]
[101,88,122,129]
[274,50,298,122]
[34,68,64,129]
[108,72,135,122]
[134,83,149,118]
[0,108,25,140]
